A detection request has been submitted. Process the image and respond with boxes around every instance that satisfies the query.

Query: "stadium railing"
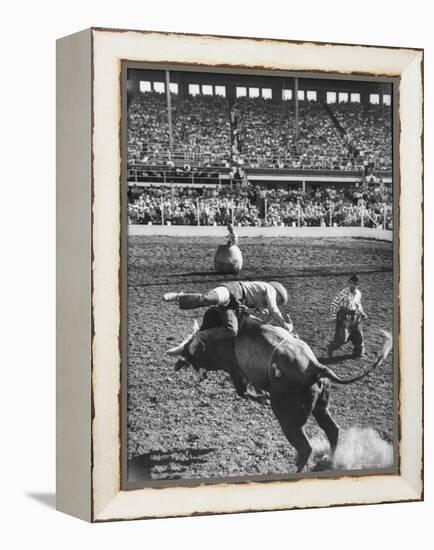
[127,163,392,184]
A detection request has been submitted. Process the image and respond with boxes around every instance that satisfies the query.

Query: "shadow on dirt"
[171,270,221,277]
[319,353,356,365]
[128,446,217,481]
[130,267,392,288]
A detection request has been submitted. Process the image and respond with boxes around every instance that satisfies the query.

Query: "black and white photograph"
[124,66,396,485]
[2,0,427,538]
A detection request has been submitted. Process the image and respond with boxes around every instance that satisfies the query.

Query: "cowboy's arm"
[265,288,289,328]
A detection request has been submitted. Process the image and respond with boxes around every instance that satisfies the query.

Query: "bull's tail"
[316,330,392,385]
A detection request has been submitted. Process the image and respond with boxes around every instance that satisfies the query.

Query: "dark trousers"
[329,311,365,355]
[178,282,245,312]
[200,306,239,335]
[198,307,247,396]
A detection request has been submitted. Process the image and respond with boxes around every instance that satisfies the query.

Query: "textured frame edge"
[58,28,422,522]
[56,28,93,522]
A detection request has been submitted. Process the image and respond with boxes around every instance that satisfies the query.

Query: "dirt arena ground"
[127,236,394,482]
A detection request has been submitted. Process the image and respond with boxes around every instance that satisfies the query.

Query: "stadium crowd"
[128,92,231,166]
[172,95,231,164]
[128,92,171,163]
[231,97,293,168]
[128,182,392,229]
[330,103,392,171]
[128,91,392,174]
[127,90,393,230]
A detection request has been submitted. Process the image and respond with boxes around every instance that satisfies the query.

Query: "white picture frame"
[56,28,423,522]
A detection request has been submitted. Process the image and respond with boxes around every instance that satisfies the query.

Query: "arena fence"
[128,195,392,231]
[128,225,393,242]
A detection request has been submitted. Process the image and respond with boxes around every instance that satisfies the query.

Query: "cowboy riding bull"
[167,308,392,472]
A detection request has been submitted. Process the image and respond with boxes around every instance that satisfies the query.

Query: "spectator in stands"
[128,90,391,175]
[127,181,392,228]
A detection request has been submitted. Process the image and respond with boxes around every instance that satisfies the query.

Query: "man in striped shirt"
[327,274,367,358]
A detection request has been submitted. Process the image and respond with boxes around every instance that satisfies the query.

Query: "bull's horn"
[167,343,185,356]
[168,321,199,356]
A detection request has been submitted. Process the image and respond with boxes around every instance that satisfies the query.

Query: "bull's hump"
[254,324,315,366]
[240,319,293,349]
[260,324,297,344]
[241,317,287,340]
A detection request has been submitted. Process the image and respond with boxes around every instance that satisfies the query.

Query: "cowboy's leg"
[350,322,365,356]
[165,286,230,310]
[192,309,246,394]
[218,307,257,397]
[219,307,239,336]
[221,308,267,399]
[194,308,238,350]
[200,307,222,331]
[328,315,346,355]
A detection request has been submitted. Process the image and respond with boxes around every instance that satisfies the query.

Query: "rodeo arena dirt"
[125,68,395,484]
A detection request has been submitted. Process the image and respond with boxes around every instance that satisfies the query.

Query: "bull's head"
[166,320,208,382]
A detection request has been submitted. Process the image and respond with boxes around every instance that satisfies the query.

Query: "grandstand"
[126,68,393,228]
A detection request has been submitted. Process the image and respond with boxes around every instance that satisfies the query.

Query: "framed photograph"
[56,28,423,522]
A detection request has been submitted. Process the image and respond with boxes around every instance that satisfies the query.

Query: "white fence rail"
[129,225,393,242]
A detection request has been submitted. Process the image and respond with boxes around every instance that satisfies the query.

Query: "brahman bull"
[167,308,392,472]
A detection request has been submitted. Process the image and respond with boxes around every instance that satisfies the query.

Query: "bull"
[167,308,392,472]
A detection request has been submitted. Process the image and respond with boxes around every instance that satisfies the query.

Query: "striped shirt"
[330,287,365,319]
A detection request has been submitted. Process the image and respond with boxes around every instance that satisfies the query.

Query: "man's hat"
[270,282,288,306]
[349,274,360,284]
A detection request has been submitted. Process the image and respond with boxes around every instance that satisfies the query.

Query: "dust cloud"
[310,427,393,471]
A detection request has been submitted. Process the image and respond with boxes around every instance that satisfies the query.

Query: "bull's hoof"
[311,454,334,472]
[244,394,270,405]
[245,383,266,397]
[244,384,270,404]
